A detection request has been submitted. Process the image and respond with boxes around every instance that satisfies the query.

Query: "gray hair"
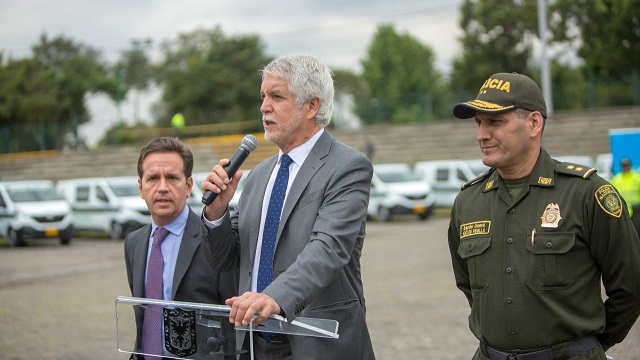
[260,55,334,127]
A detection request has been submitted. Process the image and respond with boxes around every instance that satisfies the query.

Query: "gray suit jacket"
[203,130,376,359]
[125,207,239,356]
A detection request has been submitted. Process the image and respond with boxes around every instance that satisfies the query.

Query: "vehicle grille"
[34,215,65,223]
[405,195,427,200]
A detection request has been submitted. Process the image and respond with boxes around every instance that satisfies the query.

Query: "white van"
[190,170,251,215]
[414,160,478,208]
[0,180,74,247]
[369,163,436,222]
[56,176,150,239]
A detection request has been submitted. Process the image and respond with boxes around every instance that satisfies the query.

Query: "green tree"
[98,120,152,147]
[359,24,443,124]
[550,61,589,109]
[331,68,369,128]
[450,0,540,97]
[155,26,272,128]
[0,33,113,152]
[116,38,154,121]
[333,68,368,100]
[0,57,62,152]
[549,0,640,77]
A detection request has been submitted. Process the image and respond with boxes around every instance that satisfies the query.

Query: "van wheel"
[377,206,391,222]
[60,237,71,245]
[110,222,124,240]
[8,228,26,247]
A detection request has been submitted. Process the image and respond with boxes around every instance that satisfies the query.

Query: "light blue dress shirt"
[145,205,189,300]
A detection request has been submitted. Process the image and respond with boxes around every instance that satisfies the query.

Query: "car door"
[428,164,458,207]
[0,188,11,237]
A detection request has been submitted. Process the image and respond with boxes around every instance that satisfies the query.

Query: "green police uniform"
[448,148,640,357]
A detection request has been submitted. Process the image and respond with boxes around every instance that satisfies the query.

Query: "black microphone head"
[240,134,258,152]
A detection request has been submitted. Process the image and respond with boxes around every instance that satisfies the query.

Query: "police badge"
[541,203,562,228]
[164,307,197,357]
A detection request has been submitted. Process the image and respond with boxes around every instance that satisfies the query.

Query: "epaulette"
[461,168,495,190]
[555,162,597,179]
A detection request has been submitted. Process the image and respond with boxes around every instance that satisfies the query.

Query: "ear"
[305,98,321,121]
[186,176,194,199]
[529,111,544,137]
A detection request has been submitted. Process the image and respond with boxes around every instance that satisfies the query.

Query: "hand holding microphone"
[201,134,258,206]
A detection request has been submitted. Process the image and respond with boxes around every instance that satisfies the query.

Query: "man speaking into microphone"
[199,55,376,360]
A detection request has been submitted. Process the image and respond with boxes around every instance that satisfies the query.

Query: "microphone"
[201,134,259,206]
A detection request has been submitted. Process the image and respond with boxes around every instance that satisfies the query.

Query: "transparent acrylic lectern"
[115,296,339,360]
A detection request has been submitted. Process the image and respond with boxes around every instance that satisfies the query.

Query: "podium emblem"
[163,307,197,357]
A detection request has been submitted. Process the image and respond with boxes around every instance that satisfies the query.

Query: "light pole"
[537,0,554,115]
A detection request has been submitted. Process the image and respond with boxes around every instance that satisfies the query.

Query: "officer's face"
[475,110,535,175]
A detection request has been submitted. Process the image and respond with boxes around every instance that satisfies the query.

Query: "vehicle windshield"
[376,169,419,183]
[108,181,140,197]
[6,184,62,202]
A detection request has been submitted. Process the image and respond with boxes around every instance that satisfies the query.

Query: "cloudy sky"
[1,0,464,145]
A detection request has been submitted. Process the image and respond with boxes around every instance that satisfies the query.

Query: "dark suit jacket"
[125,207,238,357]
[203,130,376,359]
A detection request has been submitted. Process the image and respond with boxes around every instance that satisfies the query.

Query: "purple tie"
[143,227,170,359]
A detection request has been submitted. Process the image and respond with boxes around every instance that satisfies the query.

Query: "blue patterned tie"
[143,227,170,359]
[257,154,292,293]
[257,154,291,342]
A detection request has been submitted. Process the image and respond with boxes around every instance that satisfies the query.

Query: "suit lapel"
[278,131,331,237]
[134,224,153,298]
[171,209,200,299]
[248,158,276,264]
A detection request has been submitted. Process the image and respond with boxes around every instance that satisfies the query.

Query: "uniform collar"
[482,148,555,193]
[528,148,556,187]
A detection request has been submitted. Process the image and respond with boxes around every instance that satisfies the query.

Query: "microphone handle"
[201,147,250,206]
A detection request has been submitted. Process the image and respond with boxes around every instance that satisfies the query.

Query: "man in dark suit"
[200,55,376,359]
[124,137,238,359]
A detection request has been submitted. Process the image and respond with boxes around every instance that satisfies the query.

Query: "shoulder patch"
[595,184,622,218]
[461,168,495,190]
[555,162,597,179]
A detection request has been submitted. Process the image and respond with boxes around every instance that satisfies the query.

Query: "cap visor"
[453,100,515,119]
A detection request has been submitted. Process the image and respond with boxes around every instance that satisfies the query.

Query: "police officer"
[447,72,640,360]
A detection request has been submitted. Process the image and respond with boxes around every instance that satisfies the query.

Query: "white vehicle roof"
[1,180,63,202]
[374,163,420,182]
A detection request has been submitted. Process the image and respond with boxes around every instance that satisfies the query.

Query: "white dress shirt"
[203,128,324,292]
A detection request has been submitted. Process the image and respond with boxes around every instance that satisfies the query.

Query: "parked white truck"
[56,176,149,239]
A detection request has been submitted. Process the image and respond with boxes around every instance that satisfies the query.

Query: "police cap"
[453,72,547,119]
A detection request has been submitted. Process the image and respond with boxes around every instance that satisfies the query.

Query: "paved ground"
[0,215,638,359]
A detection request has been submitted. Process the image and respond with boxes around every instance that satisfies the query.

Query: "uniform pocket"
[525,232,576,290]
[458,236,492,289]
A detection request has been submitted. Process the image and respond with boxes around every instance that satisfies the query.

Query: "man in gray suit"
[201,55,376,359]
[124,137,238,359]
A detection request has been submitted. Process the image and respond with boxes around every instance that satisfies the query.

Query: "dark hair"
[137,137,194,179]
